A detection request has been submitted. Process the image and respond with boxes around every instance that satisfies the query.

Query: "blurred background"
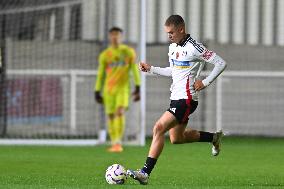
[0,0,284,145]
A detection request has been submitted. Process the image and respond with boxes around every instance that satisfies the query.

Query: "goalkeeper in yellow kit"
[94,27,141,152]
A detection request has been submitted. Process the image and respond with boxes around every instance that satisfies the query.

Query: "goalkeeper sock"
[142,157,157,175]
[113,115,125,144]
[198,131,214,142]
[107,118,116,145]
[116,115,125,143]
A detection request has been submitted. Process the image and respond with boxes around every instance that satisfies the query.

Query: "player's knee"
[116,111,123,117]
[116,107,125,116]
[170,137,183,144]
[108,114,115,120]
[153,122,166,136]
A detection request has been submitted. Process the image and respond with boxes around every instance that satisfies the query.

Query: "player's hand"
[94,91,103,104]
[139,62,151,72]
[132,86,140,102]
[194,80,205,91]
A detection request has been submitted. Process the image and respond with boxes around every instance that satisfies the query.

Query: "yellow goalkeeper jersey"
[94,44,141,95]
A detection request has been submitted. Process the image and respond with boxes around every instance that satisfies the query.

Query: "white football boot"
[212,130,223,156]
[127,169,149,185]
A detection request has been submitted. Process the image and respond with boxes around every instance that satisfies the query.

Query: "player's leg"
[115,107,126,143]
[166,99,203,143]
[169,124,223,155]
[110,91,129,152]
[148,111,178,158]
[127,111,178,184]
[103,93,120,152]
[107,114,115,142]
[168,99,223,155]
[169,125,215,143]
[107,113,121,152]
[169,125,198,144]
[108,106,125,152]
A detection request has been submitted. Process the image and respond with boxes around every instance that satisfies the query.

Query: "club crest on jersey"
[176,52,179,59]
[182,51,187,56]
[202,49,214,60]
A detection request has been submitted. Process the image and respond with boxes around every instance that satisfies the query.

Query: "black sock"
[199,131,214,142]
[141,157,157,175]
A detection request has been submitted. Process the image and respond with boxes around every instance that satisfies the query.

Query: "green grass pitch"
[0,137,284,189]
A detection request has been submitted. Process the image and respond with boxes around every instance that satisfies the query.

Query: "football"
[105,164,127,184]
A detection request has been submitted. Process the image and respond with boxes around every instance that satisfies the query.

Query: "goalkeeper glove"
[94,91,103,104]
[132,86,140,102]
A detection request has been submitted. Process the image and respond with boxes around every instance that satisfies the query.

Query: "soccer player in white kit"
[127,15,227,185]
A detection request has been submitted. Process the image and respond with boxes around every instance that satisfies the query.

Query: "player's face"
[109,31,122,46]
[164,24,185,43]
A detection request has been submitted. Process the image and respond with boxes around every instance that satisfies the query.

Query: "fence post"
[139,0,146,146]
[0,15,7,137]
[216,75,223,131]
[70,70,77,133]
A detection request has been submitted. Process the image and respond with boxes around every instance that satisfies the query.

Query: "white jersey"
[150,34,226,101]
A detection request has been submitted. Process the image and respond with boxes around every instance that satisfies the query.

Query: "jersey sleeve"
[94,52,106,92]
[149,48,173,77]
[129,48,141,86]
[149,66,172,76]
[191,42,227,87]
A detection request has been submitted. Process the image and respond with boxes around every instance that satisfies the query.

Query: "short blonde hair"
[165,15,185,27]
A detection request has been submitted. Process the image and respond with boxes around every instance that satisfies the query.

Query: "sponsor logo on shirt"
[172,60,192,69]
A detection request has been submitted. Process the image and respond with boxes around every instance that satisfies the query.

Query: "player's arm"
[129,49,141,101]
[94,53,106,103]
[140,62,172,77]
[193,46,227,91]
